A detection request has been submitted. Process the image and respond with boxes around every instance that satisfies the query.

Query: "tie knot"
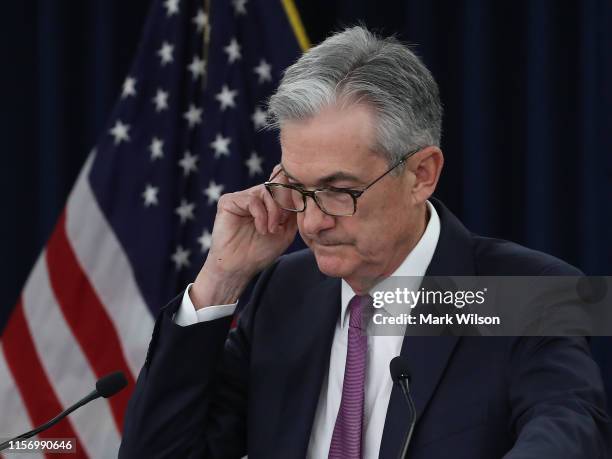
[348,295,371,330]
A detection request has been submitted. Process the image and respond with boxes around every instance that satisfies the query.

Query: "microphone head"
[389,356,412,384]
[96,371,128,398]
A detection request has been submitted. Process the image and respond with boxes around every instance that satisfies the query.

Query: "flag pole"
[202,0,211,89]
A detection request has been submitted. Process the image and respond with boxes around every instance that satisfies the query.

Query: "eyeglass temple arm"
[361,151,416,192]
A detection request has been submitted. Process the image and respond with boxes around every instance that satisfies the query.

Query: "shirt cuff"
[174,283,238,327]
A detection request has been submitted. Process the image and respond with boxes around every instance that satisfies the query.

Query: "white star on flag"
[215,85,238,111]
[251,107,268,130]
[121,76,137,98]
[149,137,164,160]
[142,184,159,207]
[109,120,130,145]
[245,152,264,177]
[253,60,272,83]
[152,88,169,112]
[0,0,312,450]
[204,181,225,204]
[175,199,196,224]
[224,38,242,64]
[210,133,231,158]
[192,9,208,32]
[197,228,213,252]
[188,55,206,80]
[158,41,174,66]
[179,151,199,176]
[231,0,248,15]
[163,0,180,17]
[183,104,203,128]
[171,245,191,270]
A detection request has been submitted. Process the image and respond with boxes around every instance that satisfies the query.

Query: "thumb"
[282,212,298,237]
[278,208,293,225]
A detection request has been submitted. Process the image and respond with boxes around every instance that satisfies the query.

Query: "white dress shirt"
[175,201,440,458]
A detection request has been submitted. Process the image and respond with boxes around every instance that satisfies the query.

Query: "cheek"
[346,213,387,253]
[354,202,404,246]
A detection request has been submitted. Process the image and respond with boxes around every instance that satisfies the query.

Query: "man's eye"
[329,183,357,190]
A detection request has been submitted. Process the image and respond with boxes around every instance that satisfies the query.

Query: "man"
[120,26,611,458]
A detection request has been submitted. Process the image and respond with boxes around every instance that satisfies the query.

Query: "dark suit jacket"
[120,198,612,458]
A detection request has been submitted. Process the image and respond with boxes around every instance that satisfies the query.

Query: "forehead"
[279,103,385,183]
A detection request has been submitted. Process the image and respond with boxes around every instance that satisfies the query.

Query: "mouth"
[313,241,348,247]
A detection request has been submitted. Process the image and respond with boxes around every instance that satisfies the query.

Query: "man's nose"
[301,196,335,235]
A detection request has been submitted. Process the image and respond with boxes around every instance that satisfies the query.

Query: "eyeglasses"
[264,148,422,217]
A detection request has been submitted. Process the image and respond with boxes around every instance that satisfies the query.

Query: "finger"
[241,187,276,235]
[218,192,250,217]
[248,184,279,233]
[260,186,282,233]
[278,207,292,225]
[280,211,298,241]
[245,196,269,235]
[265,165,293,227]
[260,181,295,231]
[220,192,269,235]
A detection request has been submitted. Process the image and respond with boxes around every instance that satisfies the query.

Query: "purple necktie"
[329,295,369,459]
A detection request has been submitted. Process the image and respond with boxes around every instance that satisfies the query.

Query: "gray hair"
[267,26,443,166]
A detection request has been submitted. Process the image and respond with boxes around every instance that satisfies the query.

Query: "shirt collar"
[340,200,441,328]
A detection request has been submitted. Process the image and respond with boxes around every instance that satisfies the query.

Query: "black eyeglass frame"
[264,147,422,217]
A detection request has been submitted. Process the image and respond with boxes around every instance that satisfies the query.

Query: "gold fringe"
[281,0,311,51]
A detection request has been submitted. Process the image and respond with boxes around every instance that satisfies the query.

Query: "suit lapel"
[279,274,340,458]
[379,199,475,458]
[378,336,459,458]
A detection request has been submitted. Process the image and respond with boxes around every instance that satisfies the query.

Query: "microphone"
[0,371,127,452]
[390,357,416,459]
[96,371,128,398]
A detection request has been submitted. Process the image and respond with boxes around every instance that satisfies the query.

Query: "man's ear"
[409,146,444,204]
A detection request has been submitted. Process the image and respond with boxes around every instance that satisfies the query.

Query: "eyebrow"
[281,164,364,187]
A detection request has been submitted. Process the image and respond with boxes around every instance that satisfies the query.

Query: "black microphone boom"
[0,371,127,452]
[390,356,417,459]
[96,371,128,398]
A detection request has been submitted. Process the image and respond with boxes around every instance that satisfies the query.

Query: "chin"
[312,246,356,279]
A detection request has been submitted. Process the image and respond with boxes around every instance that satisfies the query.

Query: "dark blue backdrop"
[1,0,610,406]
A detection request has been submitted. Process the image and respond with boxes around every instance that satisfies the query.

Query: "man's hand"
[190,165,298,309]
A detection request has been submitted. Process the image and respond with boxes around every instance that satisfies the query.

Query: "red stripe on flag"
[2,299,87,459]
[45,211,135,433]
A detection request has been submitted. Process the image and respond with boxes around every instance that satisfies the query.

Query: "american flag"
[0,0,306,457]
